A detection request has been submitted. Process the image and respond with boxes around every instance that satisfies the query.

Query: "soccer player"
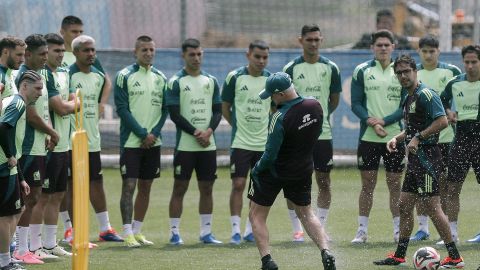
[1,70,43,270]
[13,34,60,263]
[283,24,341,241]
[374,54,464,269]
[58,16,112,243]
[351,30,405,243]
[440,45,480,244]
[410,35,461,242]
[166,38,222,245]
[28,33,76,258]
[0,37,26,100]
[221,40,271,244]
[69,35,122,242]
[248,72,336,270]
[114,35,168,248]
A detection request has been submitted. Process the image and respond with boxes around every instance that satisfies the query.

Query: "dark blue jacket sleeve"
[151,83,169,137]
[252,112,284,176]
[350,68,369,124]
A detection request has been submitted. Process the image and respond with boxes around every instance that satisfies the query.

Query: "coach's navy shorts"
[230,148,263,179]
[357,140,405,172]
[120,146,161,180]
[173,150,217,181]
[402,145,442,197]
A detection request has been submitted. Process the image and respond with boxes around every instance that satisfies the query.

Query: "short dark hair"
[0,36,25,52]
[461,45,480,60]
[44,33,64,46]
[181,38,200,52]
[418,35,439,48]
[301,24,321,37]
[61,15,83,29]
[393,54,417,71]
[376,9,394,23]
[249,40,269,51]
[25,34,47,52]
[371,29,395,44]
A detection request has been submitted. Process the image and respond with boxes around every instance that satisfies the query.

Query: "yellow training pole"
[71,90,90,270]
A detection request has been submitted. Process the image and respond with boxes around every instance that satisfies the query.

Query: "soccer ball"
[413,246,441,270]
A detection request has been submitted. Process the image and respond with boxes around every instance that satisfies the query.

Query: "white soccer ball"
[413,246,441,270]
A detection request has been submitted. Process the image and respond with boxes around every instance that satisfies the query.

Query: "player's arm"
[94,58,112,115]
[328,62,342,113]
[222,102,232,125]
[440,79,456,123]
[382,88,407,126]
[197,79,222,146]
[165,79,197,135]
[350,67,369,124]
[417,90,448,140]
[221,71,236,125]
[46,72,76,116]
[26,105,59,144]
[0,122,14,161]
[150,83,169,138]
[252,112,284,176]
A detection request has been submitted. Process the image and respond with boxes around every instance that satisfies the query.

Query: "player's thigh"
[19,155,46,188]
[313,140,333,173]
[43,152,69,194]
[195,151,217,182]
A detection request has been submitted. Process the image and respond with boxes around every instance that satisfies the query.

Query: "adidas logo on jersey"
[240,85,249,91]
[367,75,375,80]
[297,74,305,80]
[184,86,191,91]
[76,83,83,89]
[133,81,141,87]
[457,91,464,97]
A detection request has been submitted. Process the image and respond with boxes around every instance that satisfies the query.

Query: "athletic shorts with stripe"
[402,145,442,197]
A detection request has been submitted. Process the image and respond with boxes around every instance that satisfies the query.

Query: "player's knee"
[232,180,246,193]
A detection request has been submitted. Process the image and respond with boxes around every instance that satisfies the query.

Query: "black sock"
[261,254,272,265]
[445,242,460,259]
[394,238,409,258]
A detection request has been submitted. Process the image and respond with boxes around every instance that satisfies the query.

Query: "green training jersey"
[41,66,72,152]
[221,66,271,151]
[283,55,342,140]
[114,63,168,149]
[69,64,105,152]
[441,73,480,122]
[0,66,18,98]
[16,65,49,156]
[166,69,221,151]
[351,59,404,143]
[0,94,26,177]
[417,62,461,143]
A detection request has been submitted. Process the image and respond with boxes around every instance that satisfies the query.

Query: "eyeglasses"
[395,69,413,77]
[375,43,392,48]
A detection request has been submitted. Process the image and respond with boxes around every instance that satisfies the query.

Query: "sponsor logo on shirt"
[298,114,317,130]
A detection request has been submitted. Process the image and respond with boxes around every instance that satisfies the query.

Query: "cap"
[258,72,292,99]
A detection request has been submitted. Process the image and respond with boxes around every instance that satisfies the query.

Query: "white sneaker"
[436,235,459,246]
[393,231,399,243]
[351,230,368,243]
[43,245,72,257]
[32,248,59,260]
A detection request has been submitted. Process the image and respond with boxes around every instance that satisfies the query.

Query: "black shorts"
[230,148,263,178]
[247,171,312,207]
[120,146,161,180]
[19,155,46,187]
[173,151,217,181]
[357,140,405,172]
[69,151,103,182]
[448,133,480,183]
[43,152,69,193]
[0,174,24,217]
[438,143,451,171]
[402,145,442,196]
[312,140,333,173]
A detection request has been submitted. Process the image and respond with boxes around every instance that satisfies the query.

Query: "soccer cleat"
[321,249,336,270]
[31,248,59,260]
[410,230,430,241]
[439,256,464,269]
[436,235,459,246]
[351,230,368,244]
[124,235,141,248]
[169,233,184,245]
[243,232,255,243]
[0,262,26,270]
[43,245,72,257]
[373,252,406,266]
[230,233,241,245]
[68,240,98,249]
[466,232,480,243]
[99,228,124,242]
[9,256,22,265]
[199,233,222,244]
[134,233,154,246]
[292,231,304,242]
[261,259,278,270]
[61,228,73,244]
[13,251,44,264]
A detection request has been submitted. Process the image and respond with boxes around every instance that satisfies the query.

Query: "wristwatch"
[414,132,424,140]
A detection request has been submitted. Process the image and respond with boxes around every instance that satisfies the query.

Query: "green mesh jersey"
[0,66,18,98]
[283,56,341,140]
[15,65,49,156]
[166,69,221,151]
[441,73,480,122]
[351,59,405,143]
[0,94,26,177]
[41,66,72,152]
[417,62,461,143]
[69,64,105,152]
[221,66,271,151]
[114,63,168,149]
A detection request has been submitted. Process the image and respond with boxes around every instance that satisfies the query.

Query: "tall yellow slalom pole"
[71,90,90,270]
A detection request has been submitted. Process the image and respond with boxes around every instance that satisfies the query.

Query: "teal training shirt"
[69,64,105,152]
[351,59,405,143]
[114,63,168,149]
[417,62,461,143]
[283,55,341,140]
[16,65,49,156]
[166,69,221,152]
[441,74,480,123]
[221,66,271,151]
[0,94,26,177]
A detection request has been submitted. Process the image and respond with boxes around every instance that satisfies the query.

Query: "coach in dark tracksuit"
[247,72,336,270]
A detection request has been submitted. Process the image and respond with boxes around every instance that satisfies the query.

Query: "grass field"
[28,167,480,270]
